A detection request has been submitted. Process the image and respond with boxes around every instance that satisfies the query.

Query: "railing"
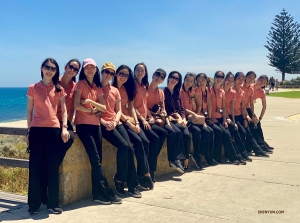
[0,127,29,168]
[280,85,300,88]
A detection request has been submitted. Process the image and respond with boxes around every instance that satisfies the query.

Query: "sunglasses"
[118,72,129,79]
[103,69,115,77]
[215,74,224,79]
[155,72,165,79]
[68,64,79,73]
[44,65,56,72]
[170,76,179,81]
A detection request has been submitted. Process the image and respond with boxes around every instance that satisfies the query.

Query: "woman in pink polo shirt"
[112,64,153,190]
[208,71,241,165]
[100,62,141,198]
[74,58,122,205]
[133,63,168,182]
[26,58,69,214]
[181,72,211,169]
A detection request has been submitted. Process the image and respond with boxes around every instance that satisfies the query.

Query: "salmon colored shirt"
[101,84,121,122]
[74,80,103,125]
[224,87,236,116]
[147,87,164,110]
[180,88,194,112]
[232,86,245,116]
[57,79,76,121]
[27,81,66,128]
[253,86,266,100]
[119,85,131,117]
[195,86,210,115]
[242,83,254,109]
[134,82,148,119]
[210,86,225,119]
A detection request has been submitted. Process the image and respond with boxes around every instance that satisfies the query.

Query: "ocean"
[0,88,28,123]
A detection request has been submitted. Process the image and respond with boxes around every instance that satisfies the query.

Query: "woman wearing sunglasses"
[242,72,272,155]
[148,69,185,173]
[26,58,69,214]
[100,62,141,198]
[194,73,218,166]
[164,71,190,169]
[232,72,268,157]
[133,62,168,182]
[74,58,122,205]
[112,64,153,190]
[208,71,241,165]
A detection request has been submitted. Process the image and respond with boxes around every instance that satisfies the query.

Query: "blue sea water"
[0,88,28,123]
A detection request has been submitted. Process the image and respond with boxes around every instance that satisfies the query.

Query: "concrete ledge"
[59,134,176,205]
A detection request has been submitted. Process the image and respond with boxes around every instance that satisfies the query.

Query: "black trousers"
[123,124,150,177]
[28,127,61,209]
[139,122,168,172]
[171,122,191,159]
[101,124,138,190]
[190,123,212,159]
[76,124,112,199]
[164,122,186,162]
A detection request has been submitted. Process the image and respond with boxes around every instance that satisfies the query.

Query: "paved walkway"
[1,95,300,222]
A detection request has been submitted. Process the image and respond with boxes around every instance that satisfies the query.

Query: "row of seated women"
[26,58,273,215]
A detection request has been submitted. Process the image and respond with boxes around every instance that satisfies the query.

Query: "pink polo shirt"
[134,82,148,119]
[119,85,131,117]
[74,80,103,125]
[224,87,236,116]
[253,86,266,100]
[242,83,254,109]
[180,88,194,112]
[195,87,211,115]
[232,86,245,116]
[27,81,66,128]
[101,84,121,122]
[210,86,225,119]
[147,87,164,111]
[57,79,76,121]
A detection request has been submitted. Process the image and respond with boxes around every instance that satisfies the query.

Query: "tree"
[264,9,300,81]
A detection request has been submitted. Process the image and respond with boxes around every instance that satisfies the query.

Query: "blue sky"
[1,0,300,87]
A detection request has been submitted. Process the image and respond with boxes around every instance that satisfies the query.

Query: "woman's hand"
[61,128,70,143]
[234,122,238,130]
[246,116,252,123]
[26,133,29,145]
[223,122,228,128]
[243,119,248,128]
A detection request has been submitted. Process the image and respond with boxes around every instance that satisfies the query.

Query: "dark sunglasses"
[103,69,115,77]
[155,72,165,79]
[118,72,129,79]
[170,76,179,81]
[215,74,224,79]
[44,65,56,72]
[68,64,79,72]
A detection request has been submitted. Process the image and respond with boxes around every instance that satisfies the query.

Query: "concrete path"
[1,95,299,222]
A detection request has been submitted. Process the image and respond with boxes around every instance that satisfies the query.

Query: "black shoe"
[207,159,218,166]
[113,177,125,195]
[128,187,142,198]
[169,160,185,173]
[239,159,247,165]
[150,171,156,183]
[48,207,63,214]
[28,207,38,215]
[244,156,252,162]
[246,151,254,156]
[231,160,240,165]
[138,177,148,190]
[268,146,274,150]
[144,175,154,190]
[190,155,203,170]
[263,148,273,154]
[255,151,269,157]
[108,194,122,204]
[93,194,112,205]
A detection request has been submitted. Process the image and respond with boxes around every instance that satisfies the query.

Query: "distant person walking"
[275,79,279,91]
[269,76,275,91]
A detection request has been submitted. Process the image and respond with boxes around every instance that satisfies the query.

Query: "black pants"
[171,122,190,159]
[28,127,61,209]
[139,122,168,172]
[208,123,223,162]
[123,124,150,177]
[76,124,112,199]
[190,123,212,158]
[101,124,138,190]
[164,122,186,162]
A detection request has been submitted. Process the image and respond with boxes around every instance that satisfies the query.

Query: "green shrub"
[0,135,28,159]
[0,166,28,195]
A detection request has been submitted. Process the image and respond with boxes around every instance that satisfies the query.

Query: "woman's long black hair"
[78,65,101,88]
[182,72,196,92]
[133,62,149,90]
[65,59,81,83]
[196,73,210,88]
[112,65,136,101]
[40,58,61,92]
[167,71,182,95]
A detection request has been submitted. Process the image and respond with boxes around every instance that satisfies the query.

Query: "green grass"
[267,91,300,98]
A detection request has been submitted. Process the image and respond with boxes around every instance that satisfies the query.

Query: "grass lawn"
[267,91,300,98]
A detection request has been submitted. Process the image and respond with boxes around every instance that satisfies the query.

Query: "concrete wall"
[59,134,176,205]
